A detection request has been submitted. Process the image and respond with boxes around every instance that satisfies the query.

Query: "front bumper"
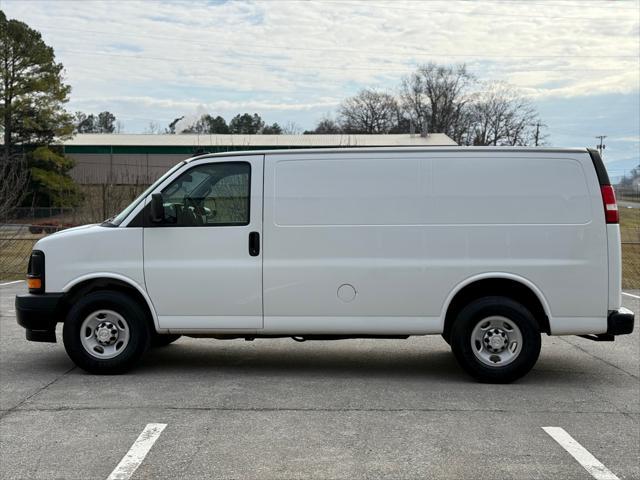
[607,307,634,335]
[15,293,65,343]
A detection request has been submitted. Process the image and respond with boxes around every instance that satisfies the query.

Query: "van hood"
[35,224,103,249]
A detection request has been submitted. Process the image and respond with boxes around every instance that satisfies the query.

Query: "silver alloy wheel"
[80,310,130,359]
[470,315,523,367]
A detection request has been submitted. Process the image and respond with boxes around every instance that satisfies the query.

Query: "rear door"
[143,156,263,330]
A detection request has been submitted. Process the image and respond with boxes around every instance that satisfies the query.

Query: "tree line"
[74,111,120,134]
[308,64,545,146]
[165,113,285,135]
[70,112,289,135]
[156,64,545,146]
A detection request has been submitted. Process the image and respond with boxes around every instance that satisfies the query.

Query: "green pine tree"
[1,10,80,207]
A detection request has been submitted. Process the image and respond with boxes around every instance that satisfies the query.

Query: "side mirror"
[150,193,164,223]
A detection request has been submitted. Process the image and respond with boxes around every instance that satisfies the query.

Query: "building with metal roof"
[64,133,457,184]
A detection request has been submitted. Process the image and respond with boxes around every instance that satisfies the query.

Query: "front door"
[143,156,263,330]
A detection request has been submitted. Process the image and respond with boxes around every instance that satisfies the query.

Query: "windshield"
[106,161,186,226]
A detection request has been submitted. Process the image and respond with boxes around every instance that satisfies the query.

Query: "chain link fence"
[0,183,149,280]
[1,207,78,224]
[620,207,639,290]
[621,243,639,290]
[0,207,87,280]
[0,225,45,280]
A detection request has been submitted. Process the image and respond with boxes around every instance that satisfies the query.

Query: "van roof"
[185,146,590,162]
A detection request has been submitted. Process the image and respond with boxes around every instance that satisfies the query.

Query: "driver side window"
[159,162,250,227]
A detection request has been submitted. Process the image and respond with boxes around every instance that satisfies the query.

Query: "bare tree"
[73,168,149,225]
[144,121,162,134]
[469,82,543,146]
[307,116,342,134]
[338,89,400,134]
[281,121,302,134]
[0,151,29,221]
[400,63,475,143]
[310,62,546,146]
[0,151,30,279]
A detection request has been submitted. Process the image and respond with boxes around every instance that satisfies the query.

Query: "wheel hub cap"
[484,328,508,353]
[471,316,523,368]
[80,310,130,360]
[95,321,118,345]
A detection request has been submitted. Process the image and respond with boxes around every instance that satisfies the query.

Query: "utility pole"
[595,135,607,157]
[534,122,546,147]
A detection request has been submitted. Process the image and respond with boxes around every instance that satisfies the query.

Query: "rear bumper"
[15,293,65,343]
[607,307,634,335]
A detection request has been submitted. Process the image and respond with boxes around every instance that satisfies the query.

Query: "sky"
[2,0,639,176]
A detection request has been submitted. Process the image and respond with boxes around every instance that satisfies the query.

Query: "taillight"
[27,250,45,293]
[600,185,619,224]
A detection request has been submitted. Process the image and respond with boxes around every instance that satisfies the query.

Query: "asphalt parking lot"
[1,281,638,480]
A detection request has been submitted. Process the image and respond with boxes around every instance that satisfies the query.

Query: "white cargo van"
[16,147,634,382]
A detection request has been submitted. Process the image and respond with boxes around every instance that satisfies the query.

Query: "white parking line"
[622,292,640,299]
[0,280,24,286]
[106,423,167,480]
[542,427,620,480]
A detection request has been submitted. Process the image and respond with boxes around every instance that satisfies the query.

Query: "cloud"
[2,0,638,136]
[72,95,340,112]
[107,43,143,53]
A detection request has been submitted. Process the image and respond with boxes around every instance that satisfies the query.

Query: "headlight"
[27,250,45,293]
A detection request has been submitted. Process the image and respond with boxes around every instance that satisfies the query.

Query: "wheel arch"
[441,273,551,342]
[62,273,160,332]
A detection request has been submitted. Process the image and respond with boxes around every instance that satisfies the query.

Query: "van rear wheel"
[63,291,150,374]
[450,296,541,383]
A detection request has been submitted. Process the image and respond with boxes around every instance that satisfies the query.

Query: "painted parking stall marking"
[106,423,167,480]
[542,427,620,480]
[0,280,24,286]
[622,292,640,300]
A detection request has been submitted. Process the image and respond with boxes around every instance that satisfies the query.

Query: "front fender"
[63,273,161,332]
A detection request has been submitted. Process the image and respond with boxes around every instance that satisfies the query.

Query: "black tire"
[450,296,541,383]
[63,291,151,374]
[150,333,181,347]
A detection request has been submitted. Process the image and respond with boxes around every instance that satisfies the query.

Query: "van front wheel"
[63,291,150,374]
[450,296,541,383]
